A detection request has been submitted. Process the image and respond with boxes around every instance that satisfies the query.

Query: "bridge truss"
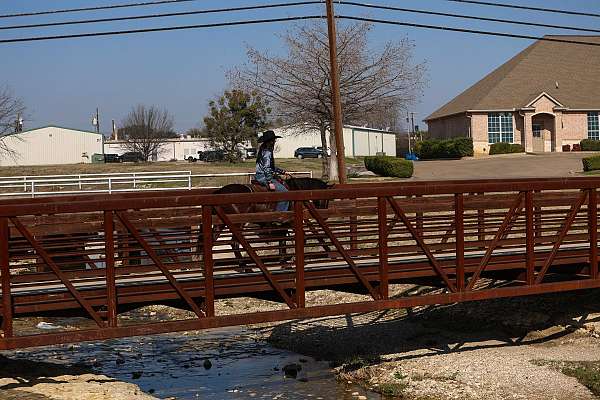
[0,178,599,349]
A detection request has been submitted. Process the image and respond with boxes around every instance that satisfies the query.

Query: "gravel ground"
[0,356,157,400]
[252,285,600,400]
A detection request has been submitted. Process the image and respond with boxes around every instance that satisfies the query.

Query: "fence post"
[455,193,465,291]
[31,181,35,198]
[202,206,215,317]
[188,175,192,190]
[589,188,598,279]
[133,173,137,189]
[104,211,117,327]
[294,201,305,307]
[108,178,112,194]
[377,197,389,299]
[0,218,13,337]
[78,175,82,190]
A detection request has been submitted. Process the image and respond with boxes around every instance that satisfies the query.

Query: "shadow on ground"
[0,356,114,400]
[266,287,600,365]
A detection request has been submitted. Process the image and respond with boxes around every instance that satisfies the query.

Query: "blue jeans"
[272,180,289,212]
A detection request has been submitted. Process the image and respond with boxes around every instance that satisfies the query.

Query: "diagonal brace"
[10,217,105,327]
[115,211,206,318]
[214,207,296,309]
[535,191,587,284]
[386,197,457,293]
[466,193,524,291]
[304,201,381,300]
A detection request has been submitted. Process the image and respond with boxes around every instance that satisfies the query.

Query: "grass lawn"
[0,159,316,177]
[0,158,367,179]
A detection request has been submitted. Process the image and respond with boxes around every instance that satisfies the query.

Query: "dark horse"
[213,177,331,270]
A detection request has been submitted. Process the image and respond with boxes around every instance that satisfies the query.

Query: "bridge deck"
[1,177,600,349]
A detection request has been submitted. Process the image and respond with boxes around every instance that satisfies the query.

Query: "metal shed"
[0,126,104,167]
[272,124,397,158]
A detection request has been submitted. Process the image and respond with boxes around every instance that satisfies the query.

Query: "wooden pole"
[325,0,347,184]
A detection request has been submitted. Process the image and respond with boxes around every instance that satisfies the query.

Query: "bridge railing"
[0,177,598,348]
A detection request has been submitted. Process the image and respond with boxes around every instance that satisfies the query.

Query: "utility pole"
[95,108,100,134]
[325,0,347,184]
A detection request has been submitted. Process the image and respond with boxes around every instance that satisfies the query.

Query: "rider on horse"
[255,130,289,212]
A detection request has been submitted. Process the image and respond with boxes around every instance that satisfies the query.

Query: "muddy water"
[9,326,384,399]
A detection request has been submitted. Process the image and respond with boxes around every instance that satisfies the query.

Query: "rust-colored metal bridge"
[1,177,599,349]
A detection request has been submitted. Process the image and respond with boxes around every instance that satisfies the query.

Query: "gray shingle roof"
[426,36,600,121]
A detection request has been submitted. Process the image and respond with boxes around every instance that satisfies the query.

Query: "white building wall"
[272,125,397,158]
[104,138,213,161]
[0,126,103,167]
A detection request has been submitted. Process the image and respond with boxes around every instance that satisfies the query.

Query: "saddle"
[250,178,289,191]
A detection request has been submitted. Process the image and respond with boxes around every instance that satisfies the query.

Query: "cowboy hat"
[258,130,282,143]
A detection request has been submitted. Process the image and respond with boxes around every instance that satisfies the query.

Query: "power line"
[0,2,322,31]
[2,12,600,47]
[340,1,600,35]
[338,15,600,47]
[0,15,323,44]
[442,0,600,19]
[0,0,202,19]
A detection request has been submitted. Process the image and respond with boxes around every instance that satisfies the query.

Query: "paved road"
[410,152,593,181]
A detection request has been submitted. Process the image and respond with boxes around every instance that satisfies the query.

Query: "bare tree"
[232,21,426,180]
[0,86,25,159]
[119,105,177,161]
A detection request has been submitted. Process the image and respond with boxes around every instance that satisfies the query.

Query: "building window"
[588,112,600,141]
[488,112,513,143]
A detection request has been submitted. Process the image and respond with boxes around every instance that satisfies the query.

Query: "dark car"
[201,150,226,162]
[294,147,323,159]
[103,153,120,163]
[119,152,145,163]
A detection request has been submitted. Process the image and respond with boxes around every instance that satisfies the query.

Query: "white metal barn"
[104,137,213,161]
[271,125,397,158]
[0,126,104,167]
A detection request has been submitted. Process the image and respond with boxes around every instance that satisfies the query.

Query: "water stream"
[8,326,385,399]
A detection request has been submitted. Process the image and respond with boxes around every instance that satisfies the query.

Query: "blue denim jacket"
[255,148,284,184]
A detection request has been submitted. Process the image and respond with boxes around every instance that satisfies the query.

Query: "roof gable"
[426,36,600,121]
[526,92,564,108]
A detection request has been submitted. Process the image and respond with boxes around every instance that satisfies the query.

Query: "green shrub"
[364,156,413,178]
[414,137,473,159]
[489,142,525,155]
[583,155,600,171]
[581,139,600,151]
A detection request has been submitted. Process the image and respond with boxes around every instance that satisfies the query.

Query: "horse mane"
[285,177,329,191]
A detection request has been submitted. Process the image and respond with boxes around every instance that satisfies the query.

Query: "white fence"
[0,170,313,198]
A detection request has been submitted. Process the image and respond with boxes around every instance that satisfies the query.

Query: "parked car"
[103,153,120,163]
[119,152,145,163]
[201,150,226,162]
[294,147,323,159]
[245,148,257,159]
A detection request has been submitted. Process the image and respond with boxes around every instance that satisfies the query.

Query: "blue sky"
[1,0,599,134]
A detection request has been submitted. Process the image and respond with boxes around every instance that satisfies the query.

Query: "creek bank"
[253,286,600,399]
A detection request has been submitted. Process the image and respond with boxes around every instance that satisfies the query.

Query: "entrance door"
[532,123,544,152]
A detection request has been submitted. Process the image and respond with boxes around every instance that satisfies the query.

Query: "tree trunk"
[319,124,330,181]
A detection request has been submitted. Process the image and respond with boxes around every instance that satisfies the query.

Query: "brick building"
[425,36,600,154]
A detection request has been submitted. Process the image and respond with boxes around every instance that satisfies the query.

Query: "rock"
[283,363,302,379]
[132,371,143,380]
[203,359,213,370]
